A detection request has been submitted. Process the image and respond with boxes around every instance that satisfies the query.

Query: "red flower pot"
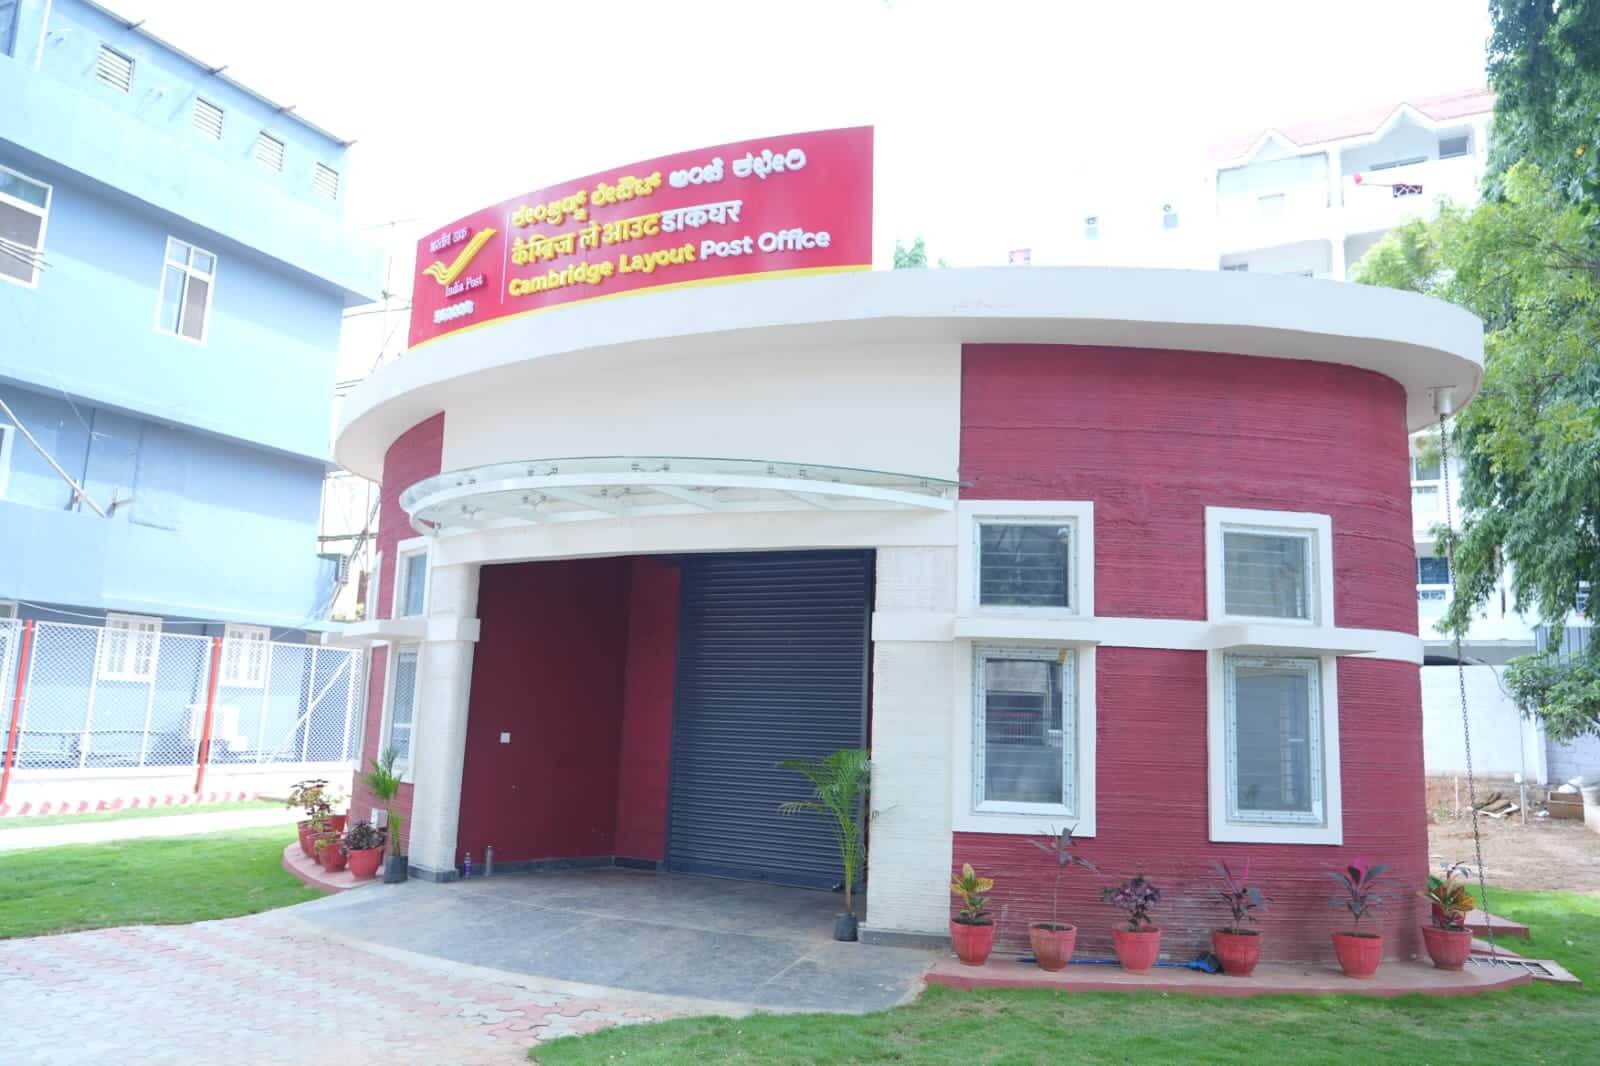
[950,920,996,966]
[347,846,384,881]
[1212,929,1261,976]
[1028,923,1077,972]
[1421,925,1474,971]
[1332,931,1383,978]
[315,835,346,873]
[1112,928,1162,974]
[297,822,316,858]
[329,814,348,832]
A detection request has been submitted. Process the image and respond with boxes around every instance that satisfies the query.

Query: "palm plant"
[777,748,870,917]
[365,746,404,858]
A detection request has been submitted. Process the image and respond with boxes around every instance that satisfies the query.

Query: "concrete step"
[1464,909,1529,939]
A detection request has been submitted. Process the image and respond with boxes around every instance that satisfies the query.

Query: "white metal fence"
[0,619,363,778]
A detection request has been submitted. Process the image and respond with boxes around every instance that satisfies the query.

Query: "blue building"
[0,0,382,645]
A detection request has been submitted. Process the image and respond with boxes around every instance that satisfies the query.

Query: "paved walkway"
[0,807,301,851]
[0,906,724,1065]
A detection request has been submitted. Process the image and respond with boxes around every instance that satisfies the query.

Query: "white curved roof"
[335,266,1484,479]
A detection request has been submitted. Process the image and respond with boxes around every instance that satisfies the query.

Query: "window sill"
[954,806,1096,837]
[1209,819,1342,845]
[953,616,1103,644]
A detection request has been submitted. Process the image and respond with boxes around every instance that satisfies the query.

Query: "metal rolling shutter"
[666,551,871,889]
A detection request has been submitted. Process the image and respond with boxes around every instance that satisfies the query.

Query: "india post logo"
[421,228,496,287]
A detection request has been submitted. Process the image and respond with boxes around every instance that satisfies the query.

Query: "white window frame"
[958,500,1094,620]
[392,536,430,619]
[1205,507,1333,627]
[219,623,270,688]
[154,237,217,344]
[1207,649,1342,844]
[953,643,1098,836]
[380,643,421,781]
[97,612,162,682]
[0,162,52,290]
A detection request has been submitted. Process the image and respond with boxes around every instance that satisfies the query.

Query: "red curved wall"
[955,345,1426,962]
[350,413,445,851]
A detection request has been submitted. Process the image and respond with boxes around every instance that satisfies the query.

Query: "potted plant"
[365,746,407,884]
[1026,825,1097,971]
[314,830,347,873]
[345,821,386,881]
[1327,855,1390,978]
[1419,860,1476,970]
[948,863,997,966]
[777,748,870,941]
[1212,860,1270,976]
[287,778,330,858]
[1102,875,1162,973]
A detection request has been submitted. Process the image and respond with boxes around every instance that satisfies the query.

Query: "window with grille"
[95,45,134,93]
[192,97,224,141]
[1222,528,1314,621]
[1224,655,1323,825]
[973,647,1075,811]
[220,624,270,687]
[1417,556,1451,586]
[98,613,161,681]
[979,522,1072,608]
[254,131,286,173]
[157,238,216,342]
[386,646,419,766]
[0,164,50,287]
[311,163,340,200]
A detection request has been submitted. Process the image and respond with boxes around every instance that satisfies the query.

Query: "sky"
[104,0,1494,380]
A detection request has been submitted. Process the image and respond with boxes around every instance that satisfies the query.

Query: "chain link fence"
[0,619,362,775]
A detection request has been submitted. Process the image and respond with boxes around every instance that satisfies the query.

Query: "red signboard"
[409,126,874,348]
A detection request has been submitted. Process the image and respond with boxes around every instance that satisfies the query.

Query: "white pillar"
[864,547,955,941]
[406,561,481,878]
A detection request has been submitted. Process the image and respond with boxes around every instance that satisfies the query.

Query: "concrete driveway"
[292,866,936,1012]
[0,868,934,1064]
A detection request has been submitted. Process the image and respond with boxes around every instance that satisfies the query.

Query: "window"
[1369,156,1428,172]
[254,131,285,173]
[961,501,1092,616]
[312,163,340,200]
[1206,508,1332,626]
[1224,656,1323,823]
[1412,484,1440,513]
[979,523,1073,608]
[384,645,420,768]
[157,238,215,342]
[394,539,429,617]
[971,645,1090,809]
[1256,193,1286,217]
[1161,203,1179,229]
[1438,135,1470,159]
[1224,530,1313,620]
[1411,453,1442,481]
[220,624,269,687]
[94,45,134,93]
[0,601,17,621]
[192,97,225,142]
[98,613,161,682]
[0,165,51,287]
[1417,556,1451,587]
[1084,215,1098,240]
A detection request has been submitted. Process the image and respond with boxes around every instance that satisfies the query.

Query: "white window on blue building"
[0,165,51,287]
[158,238,216,343]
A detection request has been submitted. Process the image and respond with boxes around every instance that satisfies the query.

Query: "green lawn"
[0,825,321,938]
[534,888,1600,1065]
[0,799,281,830]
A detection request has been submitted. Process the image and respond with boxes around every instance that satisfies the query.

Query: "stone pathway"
[0,808,301,852]
[0,908,732,1065]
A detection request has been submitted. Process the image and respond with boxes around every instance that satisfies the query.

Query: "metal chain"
[1437,412,1495,955]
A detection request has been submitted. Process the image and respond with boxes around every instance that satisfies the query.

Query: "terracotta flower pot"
[1332,931,1383,978]
[950,920,996,966]
[347,846,384,881]
[1212,929,1261,976]
[1112,928,1162,973]
[1421,925,1474,971]
[1029,923,1077,972]
[297,822,316,858]
[328,814,348,832]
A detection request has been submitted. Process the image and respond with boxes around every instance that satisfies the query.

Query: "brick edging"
[0,791,262,819]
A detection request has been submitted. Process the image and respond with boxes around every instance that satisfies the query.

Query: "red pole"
[0,620,36,808]
[192,636,223,795]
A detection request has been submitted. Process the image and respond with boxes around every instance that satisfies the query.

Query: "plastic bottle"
[485,845,495,877]
[463,852,473,879]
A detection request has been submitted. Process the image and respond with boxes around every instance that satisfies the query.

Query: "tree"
[893,236,949,269]
[1352,162,1600,741]
[1486,0,1600,206]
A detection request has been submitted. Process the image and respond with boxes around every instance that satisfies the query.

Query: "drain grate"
[1466,955,1581,985]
